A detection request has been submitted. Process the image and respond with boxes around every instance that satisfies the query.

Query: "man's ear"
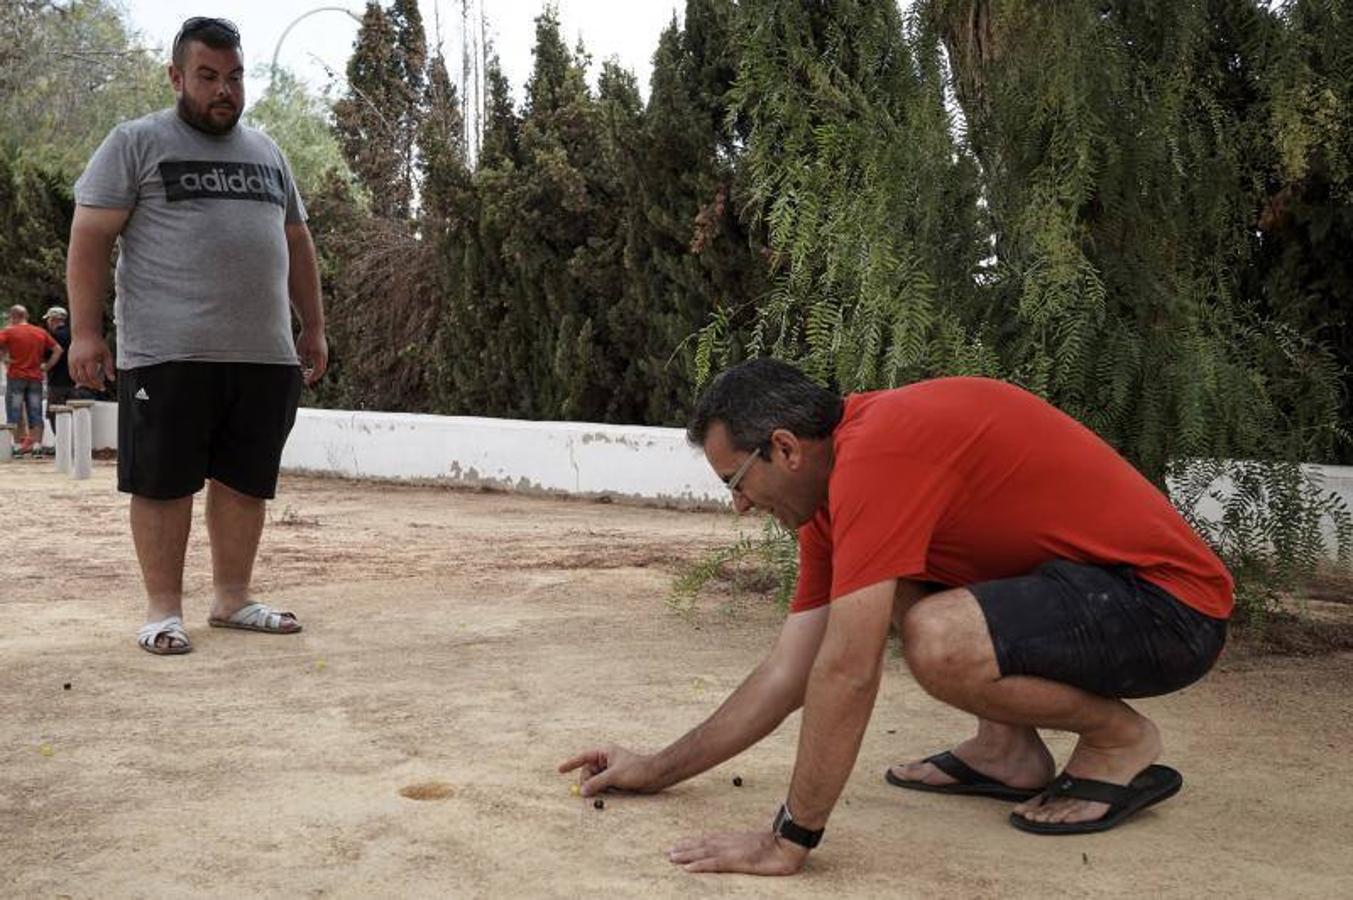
[167,63,183,93]
[769,428,802,468]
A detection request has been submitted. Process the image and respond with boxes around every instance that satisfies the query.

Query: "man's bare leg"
[900,588,1163,825]
[130,494,193,651]
[205,479,267,620]
[887,582,1054,791]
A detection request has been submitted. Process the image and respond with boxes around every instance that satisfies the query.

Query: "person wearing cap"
[0,304,62,453]
[42,306,76,432]
[65,17,328,655]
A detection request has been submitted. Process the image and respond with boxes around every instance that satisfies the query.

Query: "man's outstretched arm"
[559,604,829,796]
[785,579,895,825]
[668,578,896,876]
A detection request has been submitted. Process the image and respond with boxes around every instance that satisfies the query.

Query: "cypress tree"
[333,3,404,217]
[458,54,528,415]
[387,0,427,216]
[322,2,439,408]
[494,7,607,419]
[478,53,521,169]
[418,52,470,224]
[618,4,767,425]
[332,0,428,220]
[418,51,474,412]
[577,60,649,422]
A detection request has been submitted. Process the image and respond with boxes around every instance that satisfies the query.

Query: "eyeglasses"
[173,17,240,56]
[725,446,766,495]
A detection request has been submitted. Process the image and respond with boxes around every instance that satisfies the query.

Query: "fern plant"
[670,519,798,613]
[684,1,1349,620]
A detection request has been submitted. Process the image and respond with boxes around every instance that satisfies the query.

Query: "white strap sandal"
[137,615,192,655]
[208,602,302,634]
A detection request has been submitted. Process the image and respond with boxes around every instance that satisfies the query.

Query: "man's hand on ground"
[68,333,114,390]
[557,744,660,796]
[667,829,808,876]
[296,328,328,385]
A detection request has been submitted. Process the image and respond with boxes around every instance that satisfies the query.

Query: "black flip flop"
[885,751,1044,802]
[1009,764,1183,835]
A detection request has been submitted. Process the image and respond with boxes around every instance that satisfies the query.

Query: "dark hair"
[687,358,845,451]
[172,17,241,68]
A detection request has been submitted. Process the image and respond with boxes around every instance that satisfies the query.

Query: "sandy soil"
[2,459,1351,898]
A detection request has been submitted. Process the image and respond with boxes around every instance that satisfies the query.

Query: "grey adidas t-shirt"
[74,108,305,368]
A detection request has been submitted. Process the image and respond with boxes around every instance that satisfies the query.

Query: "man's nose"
[732,493,753,515]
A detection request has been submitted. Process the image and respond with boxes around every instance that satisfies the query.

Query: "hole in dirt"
[399,781,455,801]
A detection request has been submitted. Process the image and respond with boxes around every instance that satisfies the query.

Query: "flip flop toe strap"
[925,751,994,787]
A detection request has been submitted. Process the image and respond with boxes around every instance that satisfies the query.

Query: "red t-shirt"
[792,378,1234,619]
[0,323,59,381]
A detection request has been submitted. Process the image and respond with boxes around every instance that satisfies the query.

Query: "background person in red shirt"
[561,358,1232,876]
[0,304,62,452]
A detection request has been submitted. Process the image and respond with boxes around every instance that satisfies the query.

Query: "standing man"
[561,359,1232,875]
[42,306,76,431]
[66,17,327,655]
[0,304,61,453]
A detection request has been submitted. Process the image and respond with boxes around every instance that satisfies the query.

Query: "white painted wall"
[76,403,1353,546]
[1178,462,1353,554]
[279,407,729,508]
[1323,465,1353,509]
[80,402,726,506]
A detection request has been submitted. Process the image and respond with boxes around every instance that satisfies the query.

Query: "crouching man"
[560,358,1231,875]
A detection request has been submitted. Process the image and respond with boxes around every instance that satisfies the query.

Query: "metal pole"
[270,6,364,88]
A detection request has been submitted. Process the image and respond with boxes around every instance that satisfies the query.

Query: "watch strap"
[773,803,824,849]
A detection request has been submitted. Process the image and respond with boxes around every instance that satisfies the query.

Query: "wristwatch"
[772,802,824,849]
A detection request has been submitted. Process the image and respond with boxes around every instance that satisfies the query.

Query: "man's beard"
[177,95,241,135]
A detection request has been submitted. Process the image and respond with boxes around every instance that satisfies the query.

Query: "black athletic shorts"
[118,361,302,500]
[970,559,1228,699]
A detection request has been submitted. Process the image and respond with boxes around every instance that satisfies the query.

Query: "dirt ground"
[2,459,1351,898]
